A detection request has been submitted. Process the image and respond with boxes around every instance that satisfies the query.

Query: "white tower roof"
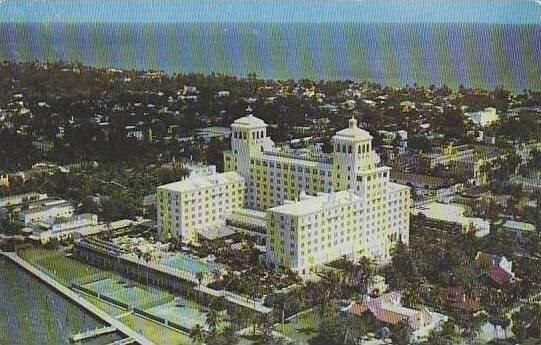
[333,116,372,140]
[232,114,267,127]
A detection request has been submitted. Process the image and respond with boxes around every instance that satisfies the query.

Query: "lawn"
[118,313,192,345]
[83,294,128,318]
[145,297,227,332]
[19,247,110,285]
[274,308,320,345]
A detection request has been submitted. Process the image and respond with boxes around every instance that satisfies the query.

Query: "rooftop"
[158,171,244,193]
[390,170,457,189]
[232,114,267,128]
[333,117,372,141]
[269,190,361,217]
[503,219,536,232]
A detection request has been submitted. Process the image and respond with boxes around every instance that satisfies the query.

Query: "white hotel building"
[157,171,245,242]
[159,112,410,272]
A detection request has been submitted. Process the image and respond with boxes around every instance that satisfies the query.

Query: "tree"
[511,304,540,343]
[424,322,468,345]
[190,324,206,344]
[434,108,468,142]
[205,309,222,333]
[196,271,205,298]
[256,312,274,340]
[392,319,413,345]
[402,286,423,308]
[462,313,487,342]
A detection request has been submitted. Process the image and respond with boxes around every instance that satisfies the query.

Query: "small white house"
[466,107,499,127]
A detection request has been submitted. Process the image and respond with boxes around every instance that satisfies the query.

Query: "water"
[0,1,540,91]
[162,253,215,274]
[0,257,121,345]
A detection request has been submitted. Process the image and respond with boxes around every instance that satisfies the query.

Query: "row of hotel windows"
[233,130,265,140]
[169,197,244,213]
[270,234,372,257]
[249,159,390,185]
[335,143,371,154]
[251,159,331,174]
[251,169,333,179]
[164,184,244,199]
[163,196,243,210]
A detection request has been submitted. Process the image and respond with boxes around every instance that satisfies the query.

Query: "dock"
[107,338,136,345]
[70,326,116,342]
[1,251,154,345]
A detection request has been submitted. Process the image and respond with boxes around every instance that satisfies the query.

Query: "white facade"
[19,199,75,225]
[185,162,217,177]
[49,213,99,234]
[0,192,48,208]
[466,107,499,127]
[157,172,245,242]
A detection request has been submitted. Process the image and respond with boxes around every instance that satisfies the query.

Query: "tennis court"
[83,277,173,309]
[146,298,210,330]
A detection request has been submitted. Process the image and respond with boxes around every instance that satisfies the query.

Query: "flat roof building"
[157,172,245,242]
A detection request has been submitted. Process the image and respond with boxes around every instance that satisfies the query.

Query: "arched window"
[342,145,346,153]
[348,145,352,153]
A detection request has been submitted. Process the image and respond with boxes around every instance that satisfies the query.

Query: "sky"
[1,0,540,24]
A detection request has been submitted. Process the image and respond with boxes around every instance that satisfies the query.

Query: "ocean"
[1,0,540,91]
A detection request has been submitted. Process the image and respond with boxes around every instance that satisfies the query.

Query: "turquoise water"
[0,1,540,91]
[0,258,120,345]
[162,254,214,275]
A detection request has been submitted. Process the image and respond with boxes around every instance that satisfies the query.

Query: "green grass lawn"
[19,247,109,285]
[274,309,320,345]
[118,313,192,345]
[83,294,129,318]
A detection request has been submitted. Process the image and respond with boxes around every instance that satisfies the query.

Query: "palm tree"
[190,323,206,344]
[205,309,222,332]
[196,271,204,297]
[221,325,238,344]
[439,320,463,344]
[256,312,275,341]
[402,285,423,308]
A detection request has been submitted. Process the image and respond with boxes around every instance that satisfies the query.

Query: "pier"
[70,325,116,342]
[107,337,136,345]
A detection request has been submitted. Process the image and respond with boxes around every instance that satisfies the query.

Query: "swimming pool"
[161,254,216,275]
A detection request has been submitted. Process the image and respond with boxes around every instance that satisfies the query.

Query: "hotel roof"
[158,171,244,193]
[269,190,361,217]
[232,115,267,128]
[333,118,372,141]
